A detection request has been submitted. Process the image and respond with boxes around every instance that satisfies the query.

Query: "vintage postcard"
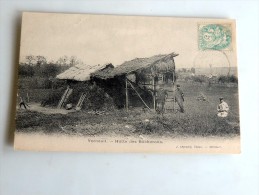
[14,12,240,153]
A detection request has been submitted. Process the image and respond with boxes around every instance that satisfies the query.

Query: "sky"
[20,12,237,68]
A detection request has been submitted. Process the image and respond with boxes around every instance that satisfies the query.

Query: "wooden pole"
[27,92,29,103]
[172,70,175,112]
[125,75,128,112]
[172,71,175,85]
[153,76,156,111]
[173,96,175,112]
[127,80,151,110]
[162,74,164,82]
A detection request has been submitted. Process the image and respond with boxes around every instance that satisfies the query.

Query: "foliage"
[177,68,195,73]
[19,64,35,77]
[184,75,207,83]
[19,55,84,78]
[19,63,68,78]
[218,75,238,83]
[191,67,195,74]
[192,75,207,83]
[41,63,60,77]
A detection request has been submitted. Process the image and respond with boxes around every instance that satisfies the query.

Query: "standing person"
[217,97,229,117]
[156,85,168,113]
[175,84,185,113]
[19,96,29,109]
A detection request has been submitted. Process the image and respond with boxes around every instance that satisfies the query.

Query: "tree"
[25,55,47,66]
[69,56,79,66]
[56,55,69,66]
[25,55,36,65]
[35,56,47,66]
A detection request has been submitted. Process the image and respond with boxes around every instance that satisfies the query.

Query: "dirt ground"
[17,103,76,115]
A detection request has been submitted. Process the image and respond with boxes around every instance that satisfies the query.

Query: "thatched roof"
[56,63,110,81]
[98,52,178,79]
[91,64,114,79]
[57,52,178,81]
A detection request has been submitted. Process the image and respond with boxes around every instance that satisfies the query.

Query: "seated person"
[217,97,229,117]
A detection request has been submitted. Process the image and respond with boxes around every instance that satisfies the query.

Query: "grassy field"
[16,81,240,138]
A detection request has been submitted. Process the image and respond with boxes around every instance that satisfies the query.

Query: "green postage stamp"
[198,24,232,50]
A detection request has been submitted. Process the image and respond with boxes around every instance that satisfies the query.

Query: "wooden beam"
[57,87,69,109]
[172,83,176,112]
[172,71,175,85]
[152,76,156,111]
[127,79,151,110]
[126,76,129,111]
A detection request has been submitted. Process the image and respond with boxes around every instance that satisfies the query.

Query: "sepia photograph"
[14,12,240,153]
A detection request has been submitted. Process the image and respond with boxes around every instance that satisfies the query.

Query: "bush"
[228,75,238,83]
[218,75,238,83]
[19,64,34,77]
[19,63,65,78]
[192,75,207,83]
[40,63,61,77]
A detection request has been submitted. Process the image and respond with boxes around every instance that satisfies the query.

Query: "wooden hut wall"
[92,75,153,109]
[89,53,178,110]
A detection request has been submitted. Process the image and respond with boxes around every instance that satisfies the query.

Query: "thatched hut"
[56,63,114,110]
[57,63,114,81]
[92,52,179,111]
[56,52,178,111]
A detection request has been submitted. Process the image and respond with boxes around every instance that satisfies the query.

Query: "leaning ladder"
[57,88,73,109]
[75,93,87,110]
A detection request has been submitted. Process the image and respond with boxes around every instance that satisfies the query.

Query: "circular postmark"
[199,24,232,50]
[193,50,231,76]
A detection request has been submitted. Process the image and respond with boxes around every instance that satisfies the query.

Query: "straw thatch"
[57,52,178,81]
[91,63,114,79]
[56,63,111,81]
[98,52,178,79]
